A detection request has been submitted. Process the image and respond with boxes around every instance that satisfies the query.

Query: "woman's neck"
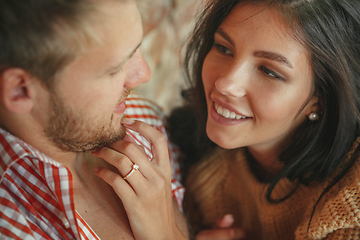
[246,146,284,182]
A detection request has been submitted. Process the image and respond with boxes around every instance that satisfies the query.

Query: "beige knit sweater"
[184,142,360,239]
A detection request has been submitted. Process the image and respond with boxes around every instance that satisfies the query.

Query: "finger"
[123,133,137,144]
[107,138,155,179]
[196,228,246,240]
[216,214,234,228]
[91,146,145,189]
[94,166,137,203]
[92,146,133,177]
[122,119,171,171]
[124,133,148,156]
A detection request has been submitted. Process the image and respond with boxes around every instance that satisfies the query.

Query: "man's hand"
[196,215,246,240]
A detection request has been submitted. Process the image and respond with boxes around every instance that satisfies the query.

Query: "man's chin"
[52,129,127,153]
[84,130,127,152]
[90,132,126,151]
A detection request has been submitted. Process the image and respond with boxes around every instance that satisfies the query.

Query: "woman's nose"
[214,60,250,97]
[215,77,247,98]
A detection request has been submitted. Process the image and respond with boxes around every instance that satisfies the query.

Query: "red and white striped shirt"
[0,93,184,240]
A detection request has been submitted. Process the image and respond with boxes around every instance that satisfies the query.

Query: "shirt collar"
[0,127,81,239]
[0,127,62,172]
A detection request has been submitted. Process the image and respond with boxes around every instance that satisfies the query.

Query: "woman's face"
[202,3,318,154]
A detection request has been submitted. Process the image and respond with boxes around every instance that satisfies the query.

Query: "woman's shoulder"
[296,141,360,239]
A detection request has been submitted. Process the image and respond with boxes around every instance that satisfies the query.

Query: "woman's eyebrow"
[254,51,293,68]
[215,28,293,68]
[215,28,235,46]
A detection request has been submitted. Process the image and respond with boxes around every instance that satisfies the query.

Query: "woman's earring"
[308,112,319,121]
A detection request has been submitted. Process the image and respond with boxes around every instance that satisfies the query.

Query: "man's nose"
[124,49,151,88]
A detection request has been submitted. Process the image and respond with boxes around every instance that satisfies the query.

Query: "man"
[0,0,187,239]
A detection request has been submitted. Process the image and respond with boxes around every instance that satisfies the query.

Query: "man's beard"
[45,90,129,152]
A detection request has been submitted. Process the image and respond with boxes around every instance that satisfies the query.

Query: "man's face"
[44,0,150,152]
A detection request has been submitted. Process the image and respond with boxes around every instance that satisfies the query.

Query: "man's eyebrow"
[254,51,293,68]
[127,42,142,61]
[107,42,142,73]
[215,28,235,47]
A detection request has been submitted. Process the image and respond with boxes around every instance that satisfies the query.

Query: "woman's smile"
[210,100,251,126]
[202,3,316,151]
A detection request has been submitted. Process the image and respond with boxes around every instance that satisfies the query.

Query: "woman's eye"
[259,66,283,80]
[214,43,233,56]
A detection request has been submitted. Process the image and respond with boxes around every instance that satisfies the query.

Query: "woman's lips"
[214,102,247,119]
[210,101,251,125]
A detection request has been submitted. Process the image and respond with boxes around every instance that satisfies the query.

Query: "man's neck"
[1,115,136,239]
[1,115,78,168]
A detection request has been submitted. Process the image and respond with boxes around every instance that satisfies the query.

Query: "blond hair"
[0,0,110,87]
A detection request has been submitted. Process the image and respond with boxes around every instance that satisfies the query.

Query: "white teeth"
[214,103,247,120]
[223,109,230,118]
[217,105,223,115]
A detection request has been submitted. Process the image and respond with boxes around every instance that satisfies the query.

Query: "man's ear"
[0,68,35,114]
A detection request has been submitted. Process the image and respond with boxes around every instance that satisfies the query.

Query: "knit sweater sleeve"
[306,183,360,239]
[296,155,360,240]
[325,227,360,239]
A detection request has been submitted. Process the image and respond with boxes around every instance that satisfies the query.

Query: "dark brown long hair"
[169,0,360,202]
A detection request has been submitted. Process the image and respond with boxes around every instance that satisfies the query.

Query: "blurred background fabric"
[135,0,202,114]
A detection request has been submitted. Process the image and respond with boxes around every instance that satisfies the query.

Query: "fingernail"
[122,118,135,126]
[224,214,234,221]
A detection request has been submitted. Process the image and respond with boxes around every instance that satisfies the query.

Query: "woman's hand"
[196,215,246,240]
[92,118,187,240]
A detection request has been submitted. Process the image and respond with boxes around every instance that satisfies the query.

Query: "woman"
[169,0,360,239]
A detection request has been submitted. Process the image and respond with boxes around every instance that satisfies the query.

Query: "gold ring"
[123,163,139,180]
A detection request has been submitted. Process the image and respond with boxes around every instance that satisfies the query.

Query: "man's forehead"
[56,0,142,80]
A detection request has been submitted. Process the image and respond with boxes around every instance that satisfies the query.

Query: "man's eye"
[214,43,233,56]
[109,69,121,77]
[258,66,283,80]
